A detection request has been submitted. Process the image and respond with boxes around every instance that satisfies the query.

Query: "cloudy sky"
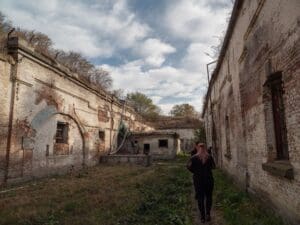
[0,0,232,114]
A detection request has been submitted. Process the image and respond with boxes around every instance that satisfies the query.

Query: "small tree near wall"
[194,126,206,144]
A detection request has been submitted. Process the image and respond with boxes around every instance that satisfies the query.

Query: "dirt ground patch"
[191,188,226,225]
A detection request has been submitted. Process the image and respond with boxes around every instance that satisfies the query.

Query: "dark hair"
[191,141,200,156]
[208,146,212,155]
[198,143,205,147]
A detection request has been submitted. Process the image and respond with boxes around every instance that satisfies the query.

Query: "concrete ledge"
[151,154,176,160]
[262,161,294,179]
[100,155,152,167]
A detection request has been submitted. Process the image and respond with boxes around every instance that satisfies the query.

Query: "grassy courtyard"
[0,161,193,225]
[0,157,284,225]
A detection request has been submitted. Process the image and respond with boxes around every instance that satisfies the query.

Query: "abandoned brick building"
[0,37,154,185]
[0,36,201,185]
[106,116,204,161]
[120,131,181,159]
[152,116,202,153]
[202,0,300,224]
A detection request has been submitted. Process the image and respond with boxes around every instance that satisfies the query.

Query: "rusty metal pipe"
[205,60,218,166]
[4,47,18,184]
[7,28,15,45]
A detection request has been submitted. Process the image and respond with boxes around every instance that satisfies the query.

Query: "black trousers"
[193,176,214,218]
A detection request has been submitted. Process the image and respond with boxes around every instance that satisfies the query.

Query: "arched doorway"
[29,107,85,177]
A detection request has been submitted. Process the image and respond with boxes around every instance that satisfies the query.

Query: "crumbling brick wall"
[203,0,300,224]
[0,38,154,185]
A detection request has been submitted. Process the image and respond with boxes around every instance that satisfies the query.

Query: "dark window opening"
[225,115,231,154]
[144,143,150,155]
[269,73,289,160]
[159,139,168,148]
[46,144,49,157]
[56,122,69,144]
[99,130,105,141]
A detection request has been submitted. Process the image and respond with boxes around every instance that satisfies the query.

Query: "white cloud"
[164,0,231,44]
[101,59,207,114]
[151,96,163,105]
[135,38,176,67]
[181,42,212,73]
[0,0,232,115]
[0,0,150,58]
[159,104,174,115]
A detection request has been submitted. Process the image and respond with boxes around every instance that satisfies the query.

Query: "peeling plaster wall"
[0,55,12,183]
[30,113,84,177]
[203,0,300,223]
[0,39,153,184]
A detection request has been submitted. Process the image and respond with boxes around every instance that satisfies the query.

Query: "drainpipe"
[206,60,218,165]
[4,31,17,184]
[206,60,217,83]
[109,98,113,153]
[6,28,15,46]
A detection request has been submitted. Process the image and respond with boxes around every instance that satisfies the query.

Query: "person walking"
[190,141,200,156]
[187,143,216,223]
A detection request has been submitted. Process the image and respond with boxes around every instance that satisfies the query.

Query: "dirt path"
[155,160,226,224]
[191,189,226,225]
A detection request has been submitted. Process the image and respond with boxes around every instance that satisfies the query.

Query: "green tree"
[126,92,161,121]
[194,126,206,143]
[169,103,199,118]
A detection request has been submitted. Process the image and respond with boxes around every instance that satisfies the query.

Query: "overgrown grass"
[119,166,193,225]
[175,153,191,163]
[0,161,192,225]
[1,158,284,225]
[214,170,284,225]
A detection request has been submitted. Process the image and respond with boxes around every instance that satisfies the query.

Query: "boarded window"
[98,109,109,122]
[56,122,69,144]
[159,139,168,148]
[225,115,231,156]
[269,73,289,160]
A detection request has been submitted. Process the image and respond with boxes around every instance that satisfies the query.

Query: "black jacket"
[187,155,216,183]
[190,148,197,156]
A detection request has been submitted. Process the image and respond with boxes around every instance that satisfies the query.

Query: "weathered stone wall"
[203,0,300,224]
[0,38,153,184]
